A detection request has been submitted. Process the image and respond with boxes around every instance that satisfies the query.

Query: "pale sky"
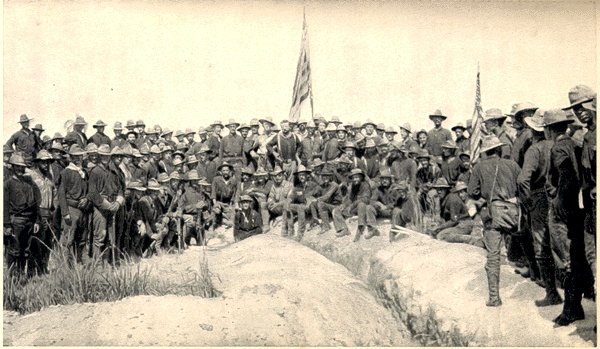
[3,0,597,141]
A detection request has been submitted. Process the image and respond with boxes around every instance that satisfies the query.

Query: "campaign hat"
[429,109,448,121]
[92,120,108,128]
[68,145,86,156]
[18,114,33,123]
[562,85,595,110]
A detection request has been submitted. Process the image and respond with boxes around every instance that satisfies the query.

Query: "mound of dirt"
[4,235,415,347]
[297,220,596,347]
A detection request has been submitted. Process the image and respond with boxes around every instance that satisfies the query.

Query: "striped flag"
[469,67,484,163]
[288,10,313,122]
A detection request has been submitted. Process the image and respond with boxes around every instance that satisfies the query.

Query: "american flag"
[469,67,484,163]
[288,10,313,122]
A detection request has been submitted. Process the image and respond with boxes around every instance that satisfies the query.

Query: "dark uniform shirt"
[315,181,344,205]
[88,162,125,207]
[219,133,243,159]
[343,181,371,208]
[548,134,581,217]
[494,129,513,160]
[517,139,552,198]
[58,165,88,214]
[371,185,399,207]
[234,208,262,241]
[581,125,596,199]
[179,186,203,214]
[267,132,302,162]
[510,128,533,167]
[6,129,38,158]
[416,163,441,190]
[468,154,520,202]
[300,136,315,166]
[391,158,417,187]
[89,132,112,147]
[289,181,318,205]
[441,156,462,186]
[321,138,341,162]
[456,136,470,154]
[111,135,128,150]
[441,192,467,222]
[212,176,237,204]
[427,127,453,157]
[205,135,221,156]
[127,163,148,186]
[142,159,159,181]
[4,174,40,224]
[64,131,88,149]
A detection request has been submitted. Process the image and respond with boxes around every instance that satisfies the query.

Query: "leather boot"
[335,229,350,238]
[554,272,585,326]
[535,259,563,307]
[486,269,502,307]
[353,226,365,242]
[318,222,331,235]
[364,226,381,240]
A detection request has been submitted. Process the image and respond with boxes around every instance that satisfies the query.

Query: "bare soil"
[3,233,415,346]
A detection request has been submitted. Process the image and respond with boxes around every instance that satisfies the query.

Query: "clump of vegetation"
[376,280,476,347]
[4,244,220,315]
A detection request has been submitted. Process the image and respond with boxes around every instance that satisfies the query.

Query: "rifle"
[110,215,116,266]
[167,184,184,254]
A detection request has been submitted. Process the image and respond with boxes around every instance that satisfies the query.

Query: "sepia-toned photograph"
[3,0,597,346]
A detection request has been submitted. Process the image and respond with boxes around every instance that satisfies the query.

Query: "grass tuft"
[4,243,221,315]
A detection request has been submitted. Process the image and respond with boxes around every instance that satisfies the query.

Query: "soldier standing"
[4,153,40,276]
[6,114,38,165]
[87,145,126,262]
[58,145,90,263]
[468,135,521,307]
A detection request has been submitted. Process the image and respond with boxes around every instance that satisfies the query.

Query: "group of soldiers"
[3,85,596,328]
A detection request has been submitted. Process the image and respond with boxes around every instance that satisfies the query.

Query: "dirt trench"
[296,220,597,347]
[3,233,416,347]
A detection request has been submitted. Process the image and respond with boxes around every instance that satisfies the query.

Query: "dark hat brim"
[451,126,466,132]
[429,115,448,120]
[562,97,594,110]
[543,119,574,127]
